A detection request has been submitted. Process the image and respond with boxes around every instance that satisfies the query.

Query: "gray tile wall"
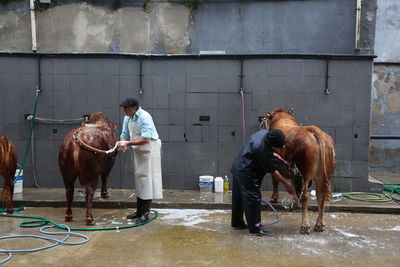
[0,56,373,191]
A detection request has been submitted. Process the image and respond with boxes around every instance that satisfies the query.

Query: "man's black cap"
[120,98,139,108]
[267,129,285,148]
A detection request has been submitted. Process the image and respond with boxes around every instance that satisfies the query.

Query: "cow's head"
[266,108,294,122]
[83,112,116,130]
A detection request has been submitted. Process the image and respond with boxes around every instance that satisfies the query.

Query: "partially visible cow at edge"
[0,134,17,214]
[264,108,336,234]
[59,112,118,225]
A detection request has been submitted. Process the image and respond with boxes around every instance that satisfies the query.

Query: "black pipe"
[370,135,400,140]
[324,59,330,94]
[0,51,376,60]
[374,62,400,65]
[37,55,41,89]
[139,56,143,95]
[239,57,244,90]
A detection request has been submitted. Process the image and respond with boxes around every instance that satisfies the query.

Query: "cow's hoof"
[269,198,278,204]
[300,225,311,234]
[6,208,14,214]
[101,193,109,199]
[314,223,325,232]
[86,219,96,226]
[65,215,73,222]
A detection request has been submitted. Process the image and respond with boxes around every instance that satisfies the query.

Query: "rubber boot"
[127,197,142,220]
[136,199,152,223]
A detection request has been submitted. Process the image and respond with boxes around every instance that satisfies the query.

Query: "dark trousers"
[231,174,262,232]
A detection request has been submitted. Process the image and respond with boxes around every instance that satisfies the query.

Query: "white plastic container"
[199,175,214,193]
[214,177,224,193]
[14,169,23,194]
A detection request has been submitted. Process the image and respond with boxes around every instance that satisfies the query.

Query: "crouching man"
[231,129,294,236]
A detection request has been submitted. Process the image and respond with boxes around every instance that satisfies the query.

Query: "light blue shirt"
[120,107,159,140]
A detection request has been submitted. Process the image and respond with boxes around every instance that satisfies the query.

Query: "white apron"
[128,121,163,200]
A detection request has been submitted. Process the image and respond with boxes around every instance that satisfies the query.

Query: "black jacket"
[231,129,278,186]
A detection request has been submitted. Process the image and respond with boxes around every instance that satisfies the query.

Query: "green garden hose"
[342,183,400,203]
[342,192,392,203]
[0,209,158,231]
[14,88,41,185]
[383,183,400,202]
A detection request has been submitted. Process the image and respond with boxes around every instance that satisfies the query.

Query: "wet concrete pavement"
[1,207,399,266]
[2,171,399,265]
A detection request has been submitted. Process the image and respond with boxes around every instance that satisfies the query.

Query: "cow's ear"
[266,112,272,119]
[288,108,294,116]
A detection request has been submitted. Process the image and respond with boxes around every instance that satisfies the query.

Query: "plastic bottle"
[214,177,224,193]
[223,175,230,192]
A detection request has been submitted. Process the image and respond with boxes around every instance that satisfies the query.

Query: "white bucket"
[214,177,224,193]
[14,169,23,194]
[199,175,214,193]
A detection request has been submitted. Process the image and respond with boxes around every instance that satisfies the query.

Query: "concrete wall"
[371,64,400,170]
[0,0,377,190]
[0,0,376,54]
[370,0,400,170]
[0,56,373,191]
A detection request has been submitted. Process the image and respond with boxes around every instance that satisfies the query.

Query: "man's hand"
[116,140,130,151]
[285,183,295,195]
[273,152,289,165]
[116,140,130,147]
[272,170,295,195]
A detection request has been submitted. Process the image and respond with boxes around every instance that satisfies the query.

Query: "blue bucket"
[199,175,214,193]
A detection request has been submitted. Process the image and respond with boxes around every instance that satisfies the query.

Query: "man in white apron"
[117,98,163,223]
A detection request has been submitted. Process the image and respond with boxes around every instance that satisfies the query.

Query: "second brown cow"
[265,108,336,234]
[59,112,117,225]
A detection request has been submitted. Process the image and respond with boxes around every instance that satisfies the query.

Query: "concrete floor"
[1,208,399,266]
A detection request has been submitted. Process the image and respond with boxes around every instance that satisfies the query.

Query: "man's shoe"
[249,228,272,236]
[126,212,140,220]
[232,224,248,230]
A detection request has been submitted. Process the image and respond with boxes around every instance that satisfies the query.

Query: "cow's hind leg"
[64,177,76,222]
[100,173,109,199]
[2,184,14,214]
[83,176,98,226]
[314,177,327,232]
[3,168,15,214]
[299,179,311,234]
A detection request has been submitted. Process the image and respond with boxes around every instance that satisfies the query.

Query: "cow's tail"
[308,126,332,202]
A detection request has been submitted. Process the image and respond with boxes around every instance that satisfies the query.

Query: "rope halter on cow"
[72,131,118,155]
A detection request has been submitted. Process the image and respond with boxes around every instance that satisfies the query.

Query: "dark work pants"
[231,174,262,232]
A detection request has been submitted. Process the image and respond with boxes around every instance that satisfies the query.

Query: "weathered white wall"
[374,0,400,61]
[0,0,377,54]
[1,2,191,53]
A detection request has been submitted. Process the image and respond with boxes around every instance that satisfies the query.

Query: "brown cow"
[0,134,17,214]
[265,108,336,234]
[59,112,118,225]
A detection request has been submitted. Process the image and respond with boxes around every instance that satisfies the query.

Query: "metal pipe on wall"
[30,0,38,51]
[324,59,330,94]
[0,51,376,60]
[355,0,362,52]
[139,56,143,95]
[370,135,400,140]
